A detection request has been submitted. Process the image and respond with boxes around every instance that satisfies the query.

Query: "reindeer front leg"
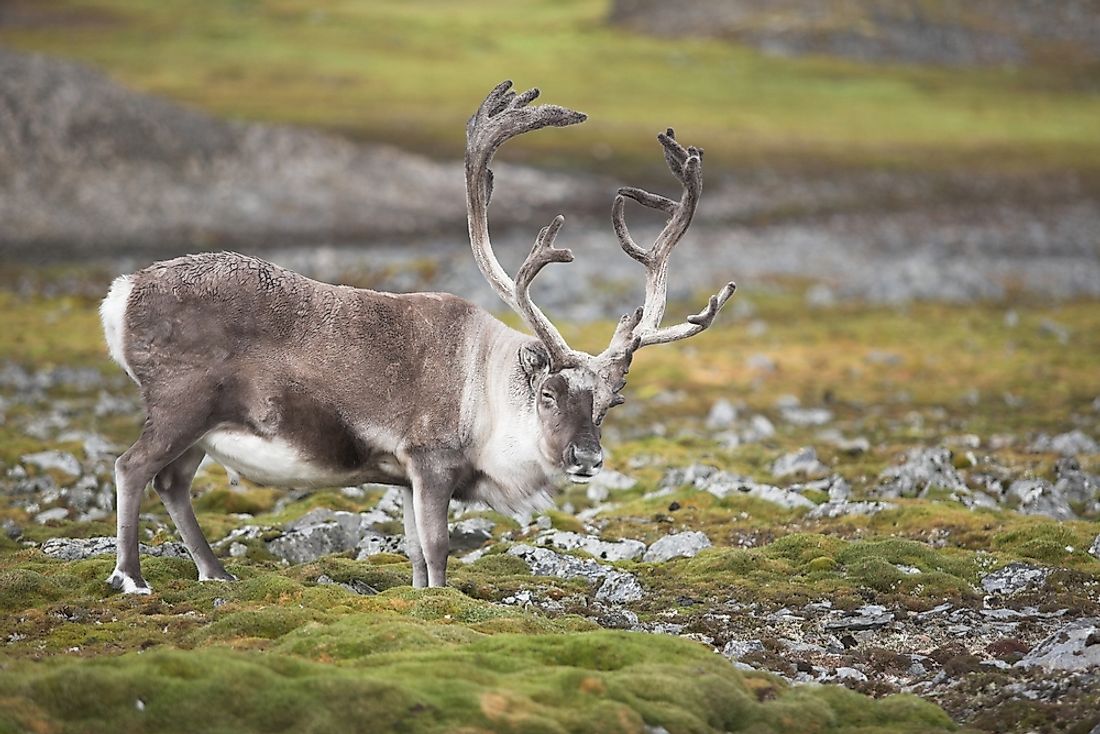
[407,453,467,587]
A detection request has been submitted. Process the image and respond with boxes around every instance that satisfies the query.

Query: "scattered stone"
[20,450,82,481]
[1017,618,1100,672]
[705,399,738,430]
[742,414,776,442]
[507,544,643,604]
[538,530,646,562]
[772,447,829,479]
[584,469,636,503]
[780,406,833,427]
[596,607,639,629]
[354,532,406,559]
[833,666,869,682]
[40,536,189,560]
[34,507,70,524]
[1005,479,1074,520]
[228,542,248,558]
[826,604,894,631]
[595,572,645,604]
[1089,533,1100,560]
[877,448,967,498]
[1053,458,1099,515]
[269,515,365,565]
[642,531,712,562]
[315,574,378,596]
[2,519,21,540]
[1030,430,1098,457]
[981,563,1054,595]
[721,639,764,660]
[449,517,495,551]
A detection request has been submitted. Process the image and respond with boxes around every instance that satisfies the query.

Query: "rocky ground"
[1,276,1097,732]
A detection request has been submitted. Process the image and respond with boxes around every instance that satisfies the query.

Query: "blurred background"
[1,0,1098,313]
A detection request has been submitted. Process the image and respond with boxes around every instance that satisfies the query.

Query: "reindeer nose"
[565,444,603,474]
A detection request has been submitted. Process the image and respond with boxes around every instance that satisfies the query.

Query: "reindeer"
[98,81,735,593]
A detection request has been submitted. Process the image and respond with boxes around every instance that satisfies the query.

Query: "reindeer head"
[465,81,736,483]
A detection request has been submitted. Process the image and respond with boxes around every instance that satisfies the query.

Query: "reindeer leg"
[402,486,428,588]
[154,446,235,582]
[408,455,466,588]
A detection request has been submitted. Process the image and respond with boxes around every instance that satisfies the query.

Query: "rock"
[268,518,361,565]
[596,607,639,629]
[585,469,637,502]
[808,500,897,519]
[772,447,829,479]
[538,530,646,562]
[1053,458,1100,515]
[742,415,775,442]
[833,666,869,682]
[664,465,817,509]
[595,572,645,604]
[41,536,188,560]
[354,532,406,559]
[877,448,967,498]
[642,531,711,562]
[2,518,21,540]
[1030,430,1098,456]
[315,574,378,595]
[827,476,852,502]
[721,639,764,660]
[705,399,738,430]
[1017,618,1100,671]
[449,517,495,551]
[1090,533,1100,560]
[1005,479,1074,520]
[981,563,1053,595]
[780,407,833,427]
[507,544,643,604]
[228,542,248,558]
[826,604,894,631]
[20,450,82,481]
[34,507,70,524]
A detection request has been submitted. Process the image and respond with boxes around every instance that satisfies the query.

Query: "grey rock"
[228,542,248,558]
[449,517,495,551]
[833,666,869,682]
[981,563,1053,595]
[642,531,712,562]
[40,536,188,560]
[538,530,646,562]
[1053,457,1099,515]
[268,519,361,565]
[1017,618,1100,671]
[2,518,21,540]
[666,464,816,509]
[21,450,82,480]
[595,572,645,604]
[34,507,70,524]
[596,607,639,629]
[315,574,378,596]
[826,604,894,631]
[1006,479,1074,520]
[742,414,776,442]
[705,399,738,430]
[780,406,833,427]
[878,448,966,498]
[354,532,406,559]
[1089,532,1100,560]
[1030,430,1098,456]
[772,447,829,479]
[721,639,764,660]
[584,469,636,502]
[507,544,643,604]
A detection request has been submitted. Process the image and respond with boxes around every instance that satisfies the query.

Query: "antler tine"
[636,281,736,348]
[513,216,578,368]
[464,81,586,360]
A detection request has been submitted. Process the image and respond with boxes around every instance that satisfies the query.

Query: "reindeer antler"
[464,81,586,369]
[611,129,735,349]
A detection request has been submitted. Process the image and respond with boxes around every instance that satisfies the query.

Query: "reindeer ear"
[519,343,550,378]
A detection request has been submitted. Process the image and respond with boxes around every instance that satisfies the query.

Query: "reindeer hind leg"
[154,446,235,582]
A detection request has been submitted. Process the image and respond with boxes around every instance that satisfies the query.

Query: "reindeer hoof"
[106,569,152,595]
[199,571,238,582]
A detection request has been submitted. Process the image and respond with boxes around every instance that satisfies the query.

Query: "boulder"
[20,450,82,482]
[878,448,967,498]
[642,531,711,562]
[1005,479,1074,520]
[507,544,643,604]
[980,563,1052,595]
[1017,618,1100,671]
[772,447,829,479]
[537,530,646,562]
[41,536,189,561]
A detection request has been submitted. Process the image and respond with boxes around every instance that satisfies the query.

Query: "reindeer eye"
[540,389,555,402]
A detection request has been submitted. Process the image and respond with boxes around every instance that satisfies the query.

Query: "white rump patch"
[100,275,137,382]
